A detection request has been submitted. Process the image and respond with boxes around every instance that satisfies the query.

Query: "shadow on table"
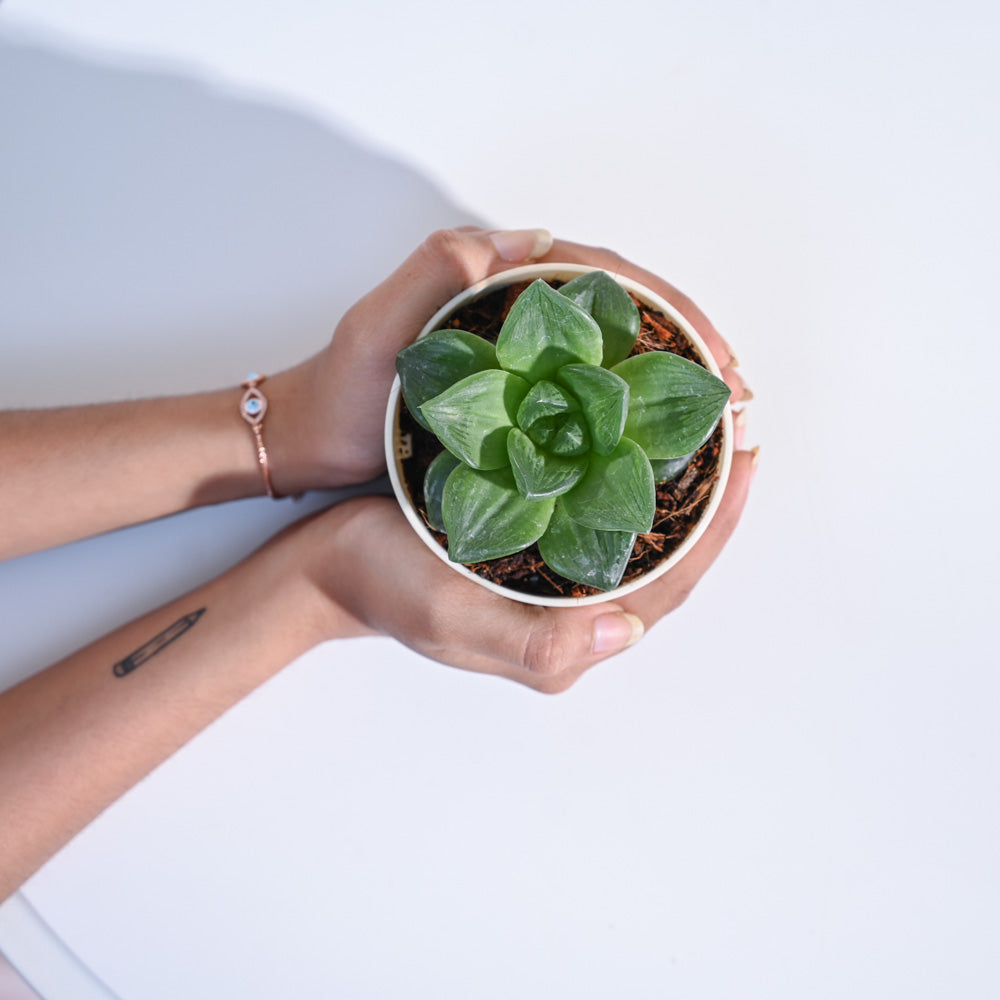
[0,26,480,685]
[0,27,478,407]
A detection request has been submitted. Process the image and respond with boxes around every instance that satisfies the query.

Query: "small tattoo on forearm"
[113,608,206,677]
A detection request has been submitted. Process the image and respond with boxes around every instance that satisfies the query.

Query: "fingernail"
[592,612,645,654]
[733,407,747,448]
[740,386,755,402]
[489,228,553,262]
[750,445,761,478]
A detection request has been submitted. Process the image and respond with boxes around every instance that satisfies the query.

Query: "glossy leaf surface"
[507,428,587,500]
[516,380,579,442]
[546,412,590,457]
[396,330,497,430]
[558,270,640,367]
[560,436,655,534]
[612,351,730,458]
[650,451,695,484]
[538,503,636,592]
[496,279,603,383]
[516,380,591,457]
[421,370,530,470]
[556,363,629,455]
[442,465,554,563]
[423,450,461,531]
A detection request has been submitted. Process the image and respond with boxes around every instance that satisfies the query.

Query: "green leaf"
[612,351,731,459]
[516,380,579,442]
[442,465,554,563]
[560,437,655,534]
[538,503,636,592]
[496,279,603,383]
[546,412,590,457]
[558,270,640,367]
[421,370,530,470]
[650,452,695,484]
[396,330,498,430]
[507,428,588,500]
[515,380,590,456]
[556,363,629,456]
[423,450,461,531]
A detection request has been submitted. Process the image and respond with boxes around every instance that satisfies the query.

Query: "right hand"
[279,440,754,693]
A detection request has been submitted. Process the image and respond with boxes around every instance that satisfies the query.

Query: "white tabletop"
[2,2,998,997]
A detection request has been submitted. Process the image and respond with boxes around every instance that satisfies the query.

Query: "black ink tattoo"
[113,608,206,677]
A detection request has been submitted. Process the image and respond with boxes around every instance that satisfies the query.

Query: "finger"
[721,365,753,402]
[421,592,646,693]
[542,238,737,370]
[732,407,747,450]
[621,448,757,626]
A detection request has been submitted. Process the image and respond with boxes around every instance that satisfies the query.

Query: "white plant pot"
[384,263,733,607]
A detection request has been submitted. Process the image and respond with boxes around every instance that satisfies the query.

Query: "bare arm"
[0,439,754,901]
[0,228,561,562]
[0,390,259,560]
[0,518,370,901]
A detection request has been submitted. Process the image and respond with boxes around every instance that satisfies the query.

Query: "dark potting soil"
[397,281,725,599]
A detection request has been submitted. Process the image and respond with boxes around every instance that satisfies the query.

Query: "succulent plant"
[395,271,731,591]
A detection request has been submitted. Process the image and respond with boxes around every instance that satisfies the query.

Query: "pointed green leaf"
[421,370,530,470]
[538,503,636,592]
[516,380,579,440]
[612,351,731,458]
[507,428,588,500]
[650,451,695,484]
[556,363,629,456]
[515,380,590,456]
[442,465,554,563]
[546,412,590,456]
[396,330,498,429]
[423,450,462,531]
[560,437,655,534]
[496,279,603,383]
[558,270,640,367]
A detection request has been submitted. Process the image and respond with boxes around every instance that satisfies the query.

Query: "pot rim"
[384,263,734,607]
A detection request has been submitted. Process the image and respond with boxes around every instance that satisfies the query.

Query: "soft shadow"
[0,28,479,407]
[0,27,478,683]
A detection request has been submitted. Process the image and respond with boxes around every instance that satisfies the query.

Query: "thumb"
[349,227,553,352]
[434,598,646,695]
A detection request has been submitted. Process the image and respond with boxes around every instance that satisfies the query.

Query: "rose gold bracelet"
[239,373,280,499]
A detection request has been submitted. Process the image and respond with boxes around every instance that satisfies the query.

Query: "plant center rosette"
[385,265,733,606]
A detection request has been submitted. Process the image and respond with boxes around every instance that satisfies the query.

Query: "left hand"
[264,227,555,493]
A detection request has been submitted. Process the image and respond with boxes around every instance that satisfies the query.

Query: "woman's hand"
[279,445,755,693]
[264,227,556,493]
[264,227,751,495]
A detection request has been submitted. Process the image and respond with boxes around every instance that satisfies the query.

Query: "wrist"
[236,507,377,649]
[254,361,345,495]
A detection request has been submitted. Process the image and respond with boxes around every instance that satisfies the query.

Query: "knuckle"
[421,228,468,268]
[520,619,577,678]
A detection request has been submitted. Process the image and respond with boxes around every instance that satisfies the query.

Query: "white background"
[1,1,998,997]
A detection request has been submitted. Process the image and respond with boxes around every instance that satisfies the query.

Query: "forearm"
[0,388,265,560]
[0,531,356,902]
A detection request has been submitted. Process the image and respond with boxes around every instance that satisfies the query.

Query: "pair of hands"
[265,228,755,692]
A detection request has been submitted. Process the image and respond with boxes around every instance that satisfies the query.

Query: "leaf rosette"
[396,271,731,592]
